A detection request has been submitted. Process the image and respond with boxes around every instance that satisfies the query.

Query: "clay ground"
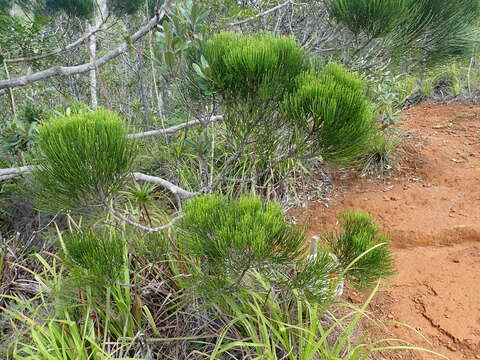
[291,102,480,359]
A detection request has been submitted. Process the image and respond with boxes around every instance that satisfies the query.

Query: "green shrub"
[283,63,375,165]
[0,119,38,154]
[402,0,480,63]
[327,0,480,63]
[61,228,127,288]
[203,32,305,102]
[325,211,395,289]
[18,102,49,124]
[178,194,307,294]
[31,109,137,214]
[328,0,407,38]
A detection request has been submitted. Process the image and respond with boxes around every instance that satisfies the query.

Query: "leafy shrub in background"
[18,102,49,124]
[0,119,38,155]
[31,109,137,214]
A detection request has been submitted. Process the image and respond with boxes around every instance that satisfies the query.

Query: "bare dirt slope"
[292,102,480,359]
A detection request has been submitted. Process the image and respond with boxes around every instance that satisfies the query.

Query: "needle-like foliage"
[178,194,307,294]
[61,228,127,288]
[283,63,375,165]
[327,0,480,63]
[325,211,396,290]
[328,0,407,38]
[31,109,137,214]
[203,32,306,102]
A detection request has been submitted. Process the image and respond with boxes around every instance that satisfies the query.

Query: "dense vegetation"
[1,0,478,358]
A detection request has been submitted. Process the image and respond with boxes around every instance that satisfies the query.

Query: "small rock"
[452,258,460,263]
[446,344,457,352]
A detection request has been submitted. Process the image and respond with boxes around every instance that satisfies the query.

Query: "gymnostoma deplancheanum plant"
[177,194,395,303]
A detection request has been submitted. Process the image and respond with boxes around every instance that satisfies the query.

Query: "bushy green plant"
[203,32,305,101]
[327,0,480,64]
[194,35,376,191]
[328,0,407,38]
[178,194,307,293]
[61,228,127,288]
[283,63,375,165]
[177,195,394,304]
[325,211,396,290]
[31,109,137,214]
[401,0,480,62]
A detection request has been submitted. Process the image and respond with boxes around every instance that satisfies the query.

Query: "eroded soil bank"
[292,102,480,359]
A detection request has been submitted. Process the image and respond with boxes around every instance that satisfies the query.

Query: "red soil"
[292,102,480,359]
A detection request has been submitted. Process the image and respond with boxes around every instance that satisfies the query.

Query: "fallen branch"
[229,0,296,26]
[127,115,224,139]
[132,172,198,199]
[109,205,183,232]
[0,165,36,177]
[3,24,103,64]
[0,0,172,90]
[0,114,224,179]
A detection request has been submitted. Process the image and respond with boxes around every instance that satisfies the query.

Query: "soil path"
[291,102,480,360]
